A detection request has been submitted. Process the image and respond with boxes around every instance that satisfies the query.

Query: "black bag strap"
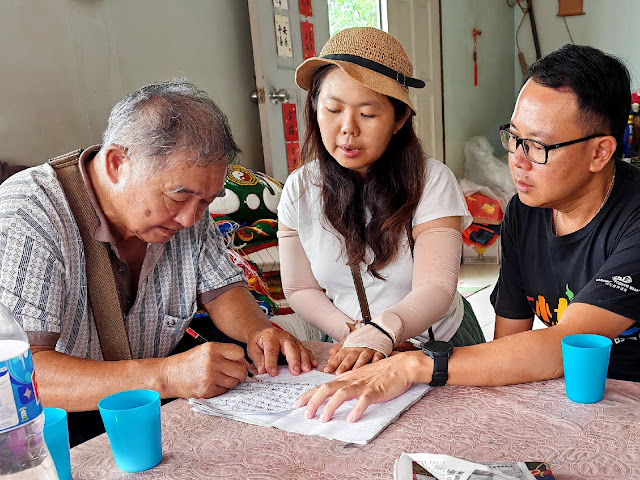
[350,221,414,324]
[50,150,132,361]
[349,265,395,343]
[349,264,372,324]
[349,221,415,341]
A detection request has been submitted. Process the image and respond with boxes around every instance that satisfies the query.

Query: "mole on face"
[144,209,151,217]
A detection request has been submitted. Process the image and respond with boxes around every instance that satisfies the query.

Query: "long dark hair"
[301,66,427,279]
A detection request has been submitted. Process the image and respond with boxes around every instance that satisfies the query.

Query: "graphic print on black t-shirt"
[526,279,640,347]
[594,274,640,350]
[527,283,575,327]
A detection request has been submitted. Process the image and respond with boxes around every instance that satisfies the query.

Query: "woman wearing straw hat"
[278,27,485,376]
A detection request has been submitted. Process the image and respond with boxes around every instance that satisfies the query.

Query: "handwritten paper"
[274,14,292,58]
[195,369,331,414]
[286,142,301,172]
[189,367,430,445]
[282,103,299,142]
[299,0,312,17]
[301,20,316,59]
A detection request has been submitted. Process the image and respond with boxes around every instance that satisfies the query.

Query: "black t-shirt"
[491,160,640,382]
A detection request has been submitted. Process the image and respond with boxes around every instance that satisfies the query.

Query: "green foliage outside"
[328,0,380,36]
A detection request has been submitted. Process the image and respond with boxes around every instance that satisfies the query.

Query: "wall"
[0,0,264,170]
[514,0,640,91]
[441,0,515,177]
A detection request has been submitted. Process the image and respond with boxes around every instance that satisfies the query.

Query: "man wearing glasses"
[294,44,640,423]
[490,45,639,381]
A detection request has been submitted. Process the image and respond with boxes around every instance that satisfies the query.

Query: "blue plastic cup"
[98,389,162,472]
[43,408,71,480]
[561,334,612,404]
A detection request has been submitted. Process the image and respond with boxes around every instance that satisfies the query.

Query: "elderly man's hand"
[246,326,317,376]
[164,341,253,399]
[294,350,427,423]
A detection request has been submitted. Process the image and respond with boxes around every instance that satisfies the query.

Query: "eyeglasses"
[498,124,607,165]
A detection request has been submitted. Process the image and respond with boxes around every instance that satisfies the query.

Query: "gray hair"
[101,78,241,172]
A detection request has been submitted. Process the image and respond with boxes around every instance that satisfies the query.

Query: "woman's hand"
[324,345,385,374]
[327,338,345,363]
[295,350,428,422]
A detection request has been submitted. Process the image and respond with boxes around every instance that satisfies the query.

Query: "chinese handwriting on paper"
[286,142,301,172]
[299,0,312,17]
[282,103,300,172]
[301,21,315,59]
[204,380,319,414]
[282,103,299,142]
[274,14,292,58]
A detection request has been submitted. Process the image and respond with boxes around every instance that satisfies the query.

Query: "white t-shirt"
[278,158,473,342]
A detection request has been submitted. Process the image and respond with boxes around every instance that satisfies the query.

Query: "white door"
[248,0,330,182]
[384,0,444,162]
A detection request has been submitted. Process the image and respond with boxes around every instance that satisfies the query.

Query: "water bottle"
[0,302,58,479]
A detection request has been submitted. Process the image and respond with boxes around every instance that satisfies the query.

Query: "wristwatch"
[421,340,453,387]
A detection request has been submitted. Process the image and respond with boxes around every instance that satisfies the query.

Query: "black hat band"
[321,53,425,89]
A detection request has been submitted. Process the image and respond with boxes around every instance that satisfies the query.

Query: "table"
[71,341,640,479]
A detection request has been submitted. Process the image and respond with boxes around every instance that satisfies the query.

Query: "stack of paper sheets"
[189,366,429,445]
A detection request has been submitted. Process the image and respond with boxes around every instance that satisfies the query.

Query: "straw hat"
[295,27,425,115]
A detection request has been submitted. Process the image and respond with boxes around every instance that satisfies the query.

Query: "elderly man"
[295,44,640,423]
[0,80,315,421]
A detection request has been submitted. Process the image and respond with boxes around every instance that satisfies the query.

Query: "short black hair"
[523,44,630,159]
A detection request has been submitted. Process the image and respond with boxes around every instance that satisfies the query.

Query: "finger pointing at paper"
[246,325,317,377]
[295,351,427,423]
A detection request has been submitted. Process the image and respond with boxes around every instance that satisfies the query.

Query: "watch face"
[424,340,453,353]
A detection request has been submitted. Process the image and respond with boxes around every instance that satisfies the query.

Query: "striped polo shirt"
[0,156,245,360]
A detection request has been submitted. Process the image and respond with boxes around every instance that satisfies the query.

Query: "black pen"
[186,327,258,381]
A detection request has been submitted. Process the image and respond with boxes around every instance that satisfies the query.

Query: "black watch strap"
[422,340,452,387]
[430,355,449,387]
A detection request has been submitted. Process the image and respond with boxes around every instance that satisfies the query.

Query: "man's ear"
[103,145,129,183]
[590,136,617,173]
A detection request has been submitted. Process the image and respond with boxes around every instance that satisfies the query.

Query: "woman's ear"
[394,106,411,134]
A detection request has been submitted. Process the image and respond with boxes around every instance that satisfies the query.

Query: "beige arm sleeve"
[344,227,462,355]
[277,230,352,341]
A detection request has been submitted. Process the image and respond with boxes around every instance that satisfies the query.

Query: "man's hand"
[164,342,252,399]
[246,326,317,376]
[204,287,317,376]
[295,350,428,423]
[324,342,385,374]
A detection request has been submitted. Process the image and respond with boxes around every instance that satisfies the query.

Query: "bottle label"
[0,345,42,432]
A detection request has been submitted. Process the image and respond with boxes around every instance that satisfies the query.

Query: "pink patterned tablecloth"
[71,342,640,479]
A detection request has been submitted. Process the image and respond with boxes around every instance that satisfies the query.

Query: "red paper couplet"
[286,142,301,172]
[301,21,316,60]
[299,0,312,17]
[283,103,300,173]
[282,103,299,142]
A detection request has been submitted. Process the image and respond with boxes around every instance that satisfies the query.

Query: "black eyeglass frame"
[498,124,608,165]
